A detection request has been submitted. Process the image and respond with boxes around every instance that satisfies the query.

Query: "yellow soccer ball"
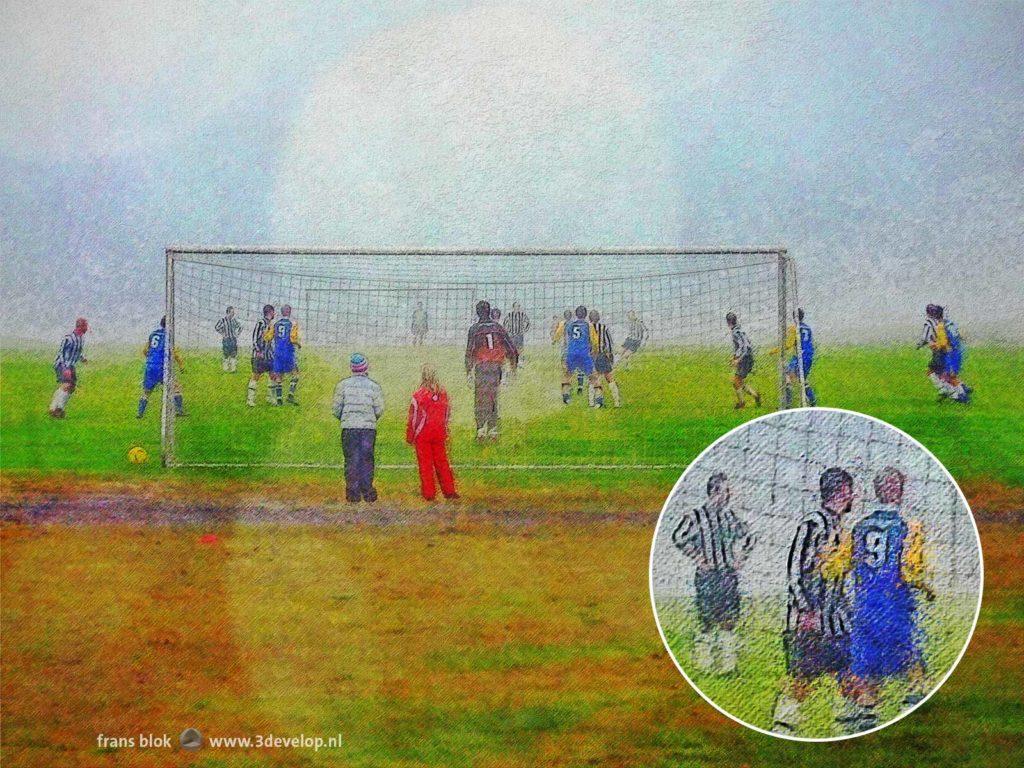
[127,446,149,465]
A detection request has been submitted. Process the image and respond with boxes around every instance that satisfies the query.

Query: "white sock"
[693,631,715,673]
[718,630,738,674]
[588,384,595,406]
[772,693,803,734]
[929,373,956,397]
[50,388,63,410]
[247,381,257,405]
[57,389,71,410]
[609,381,621,407]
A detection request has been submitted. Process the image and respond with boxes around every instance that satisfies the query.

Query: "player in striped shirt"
[726,312,761,409]
[672,473,755,674]
[773,467,855,736]
[246,304,276,407]
[618,310,649,367]
[48,317,88,418]
[214,306,242,373]
[916,304,971,404]
[502,302,531,367]
[264,304,302,406]
[587,309,620,407]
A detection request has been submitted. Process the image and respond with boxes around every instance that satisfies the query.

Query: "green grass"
[2,345,1021,488]
[656,595,978,738]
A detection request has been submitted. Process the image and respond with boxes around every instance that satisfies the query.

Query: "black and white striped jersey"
[503,309,531,336]
[54,332,85,368]
[672,504,755,571]
[626,317,649,344]
[731,326,754,358]
[593,322,614,358]
[215,315,241,340]
[251,319,273,358]
[786,508,849,636]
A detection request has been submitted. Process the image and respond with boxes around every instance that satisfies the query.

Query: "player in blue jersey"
[136,317,185,418]
[264,304,301,405]
[916,304,970,404]
[561,306,601,407]
[839,467,932,733]
[774,309,817,407]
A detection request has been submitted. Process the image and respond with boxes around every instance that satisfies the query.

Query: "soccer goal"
[161,247,798,469]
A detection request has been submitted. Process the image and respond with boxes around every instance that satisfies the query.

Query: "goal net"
[162,248,797,469]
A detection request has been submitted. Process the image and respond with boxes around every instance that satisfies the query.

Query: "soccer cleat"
[445,492,460,500]
[487,426,499,440]
[476,426,489,440]
[753,393,762,408]
[287,396,299,406]
[49,408,65,419]
[734,402,746,410]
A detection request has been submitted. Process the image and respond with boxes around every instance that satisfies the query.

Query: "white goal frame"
[161,247,797,468]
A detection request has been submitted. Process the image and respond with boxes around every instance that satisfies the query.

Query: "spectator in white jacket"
[332,353,384,502]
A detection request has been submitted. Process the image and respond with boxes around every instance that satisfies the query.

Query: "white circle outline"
[647,406,984,742]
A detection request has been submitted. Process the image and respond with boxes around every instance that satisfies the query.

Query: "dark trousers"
[342,428,377,502]
[474,362,503,428]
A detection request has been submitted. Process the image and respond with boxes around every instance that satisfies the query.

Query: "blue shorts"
[945,347,963,376]
[272,351,297,375]
[54,363,77,387]
[566,352,594,376]
[143,365,164,391]
[851,611,920,678]
[786,356,813,377]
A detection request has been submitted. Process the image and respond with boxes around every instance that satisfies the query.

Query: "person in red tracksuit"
[406,364,459,501]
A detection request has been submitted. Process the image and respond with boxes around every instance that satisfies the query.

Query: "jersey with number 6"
[465,320,518,371]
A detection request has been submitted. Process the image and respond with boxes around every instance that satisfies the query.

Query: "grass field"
[2,345,1022,488]
[656,596,979,738]
[2,343,1022,766]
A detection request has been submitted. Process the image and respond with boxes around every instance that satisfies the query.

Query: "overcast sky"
[1,0,1022,344]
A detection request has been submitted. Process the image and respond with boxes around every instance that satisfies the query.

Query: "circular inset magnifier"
[649,408,982,741]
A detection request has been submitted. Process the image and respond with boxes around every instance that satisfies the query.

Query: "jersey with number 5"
[564,319,593,357]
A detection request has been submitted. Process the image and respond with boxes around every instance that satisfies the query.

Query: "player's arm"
[465,328,476,373]
[372,383,384,420]
[172,348,185,371]
[915,322,932,349]
[902,520,935,600]
[263,325,274,342]
[498,326,519,368]
[523,315,530,333]
[788,521,821,613]
[406,398,418,444]
[671,512,701,560]
[290,322,301,348]
[215,318,225,335]
[770,325,796,356]
[331,382,345,420]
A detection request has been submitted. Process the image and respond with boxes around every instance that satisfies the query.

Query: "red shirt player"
[406,364,458,501]
[465,300,518,440]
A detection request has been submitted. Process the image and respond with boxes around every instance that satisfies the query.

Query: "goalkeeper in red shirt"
[465,300,518,441]
[406,364,458,501]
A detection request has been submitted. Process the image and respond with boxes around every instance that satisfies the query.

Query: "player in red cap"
[49,317,88,418]
[406,364,458,501]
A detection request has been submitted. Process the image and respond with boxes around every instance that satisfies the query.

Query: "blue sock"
[806,386,817,406]
[173,394,184,415]
[137,397,147,418]
[784,384,793,408]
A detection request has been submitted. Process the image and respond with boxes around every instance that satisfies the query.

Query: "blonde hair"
[420,363,441,392]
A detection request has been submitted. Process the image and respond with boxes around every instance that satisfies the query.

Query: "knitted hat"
[350,353,369,373]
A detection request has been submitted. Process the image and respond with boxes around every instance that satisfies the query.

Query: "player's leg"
[362,429,378,502]
[834,674,878,734]
[432,440,458,498]
[172,378,185,417]
[485,365,501,438]
[474,369,489,437]
[561,362,573,404]
[731,373,747,408]
[772,631,819,733]
[341,429,360,502]
[715,568,741,674]
[137,365,163,418]
[247,363,261,406]
[287,362,300,405]
[50,365,75,417]
[589,372,602,408]
[692,569,717,673]
[414,439,436,500]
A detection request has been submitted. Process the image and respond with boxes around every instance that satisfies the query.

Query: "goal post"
[161,247,798,469]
